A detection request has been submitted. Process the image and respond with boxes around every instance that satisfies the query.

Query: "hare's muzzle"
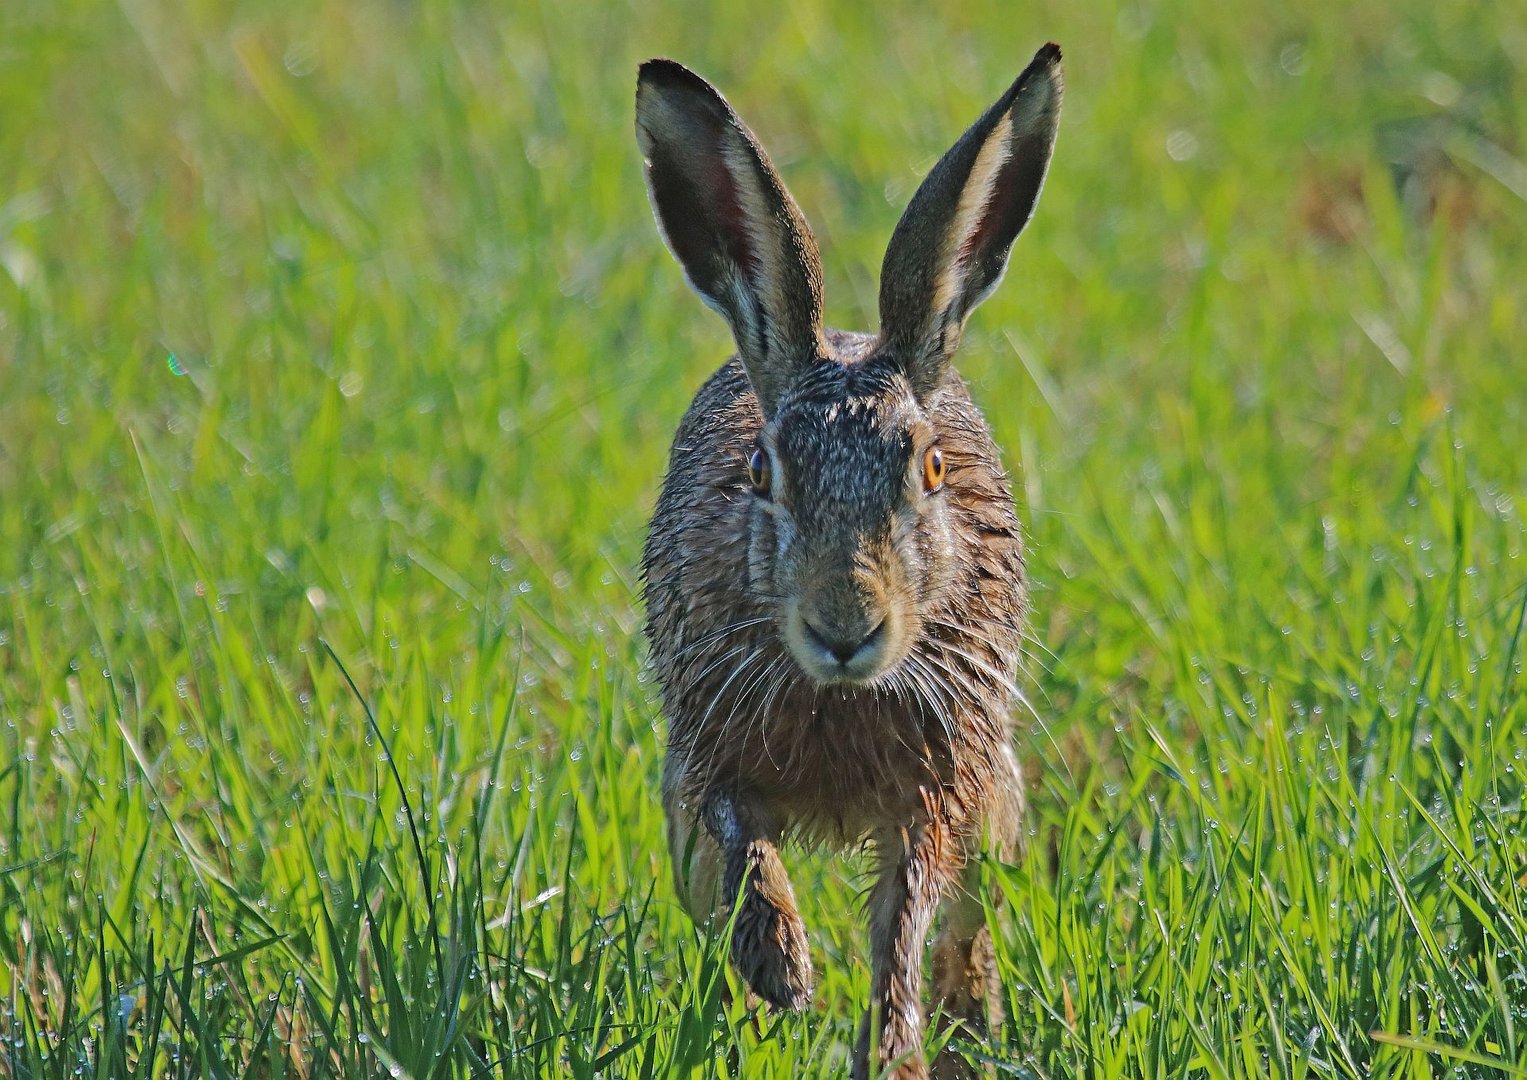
[803,617,884,666]
[784,593,903,685]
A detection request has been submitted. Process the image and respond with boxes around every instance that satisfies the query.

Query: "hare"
[636,43,1062,1080]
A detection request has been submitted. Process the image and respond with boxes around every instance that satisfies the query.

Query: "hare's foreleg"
[857,807,957,1080]
[927,878,997,1080]
[929,855,1003,1080]
[930,757,1023,1077]
[669,790,814,1010]
[928,834,1019,1075]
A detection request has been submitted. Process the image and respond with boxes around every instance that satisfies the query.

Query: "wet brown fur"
[637,45,1063,1079]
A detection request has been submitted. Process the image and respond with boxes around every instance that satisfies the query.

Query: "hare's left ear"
[879,44,1063,398]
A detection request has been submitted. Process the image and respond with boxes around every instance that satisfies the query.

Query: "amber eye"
[922,446,946,493]
[747,446,772,497]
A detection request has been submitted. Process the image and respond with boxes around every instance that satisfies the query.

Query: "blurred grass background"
[1,0,1525,1076]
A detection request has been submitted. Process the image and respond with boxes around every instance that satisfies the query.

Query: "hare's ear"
[879,44,1063,398]
[637,59,826,415]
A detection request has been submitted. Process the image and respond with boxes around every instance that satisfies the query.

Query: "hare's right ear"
[636,60,826,416]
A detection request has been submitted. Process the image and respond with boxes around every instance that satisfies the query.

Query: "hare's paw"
[731,890,814,1011]
[930,1049,979,1080]
[929,928,998,1079]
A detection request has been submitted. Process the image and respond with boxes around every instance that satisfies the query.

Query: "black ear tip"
[637,58,713,97]
[1007,41,1063,101]
[639,58,686,80]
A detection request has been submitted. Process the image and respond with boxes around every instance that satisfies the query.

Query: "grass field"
[2,0,1526,1076]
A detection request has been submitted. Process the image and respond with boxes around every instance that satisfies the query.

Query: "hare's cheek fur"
[744,499,788,598]
[900,489,956,604]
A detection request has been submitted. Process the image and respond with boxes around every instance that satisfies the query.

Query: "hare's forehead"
[772,363,921,439]
[775,382,916,447]
[769,377,925,501]
[774,401,909,459]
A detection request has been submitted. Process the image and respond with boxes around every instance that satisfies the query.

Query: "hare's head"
[637,47,1062,686]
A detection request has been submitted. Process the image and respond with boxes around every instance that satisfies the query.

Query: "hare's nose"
[804,618,885,665]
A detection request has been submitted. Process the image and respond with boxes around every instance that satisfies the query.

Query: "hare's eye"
[747,447,772,497]
[922,446,946,494]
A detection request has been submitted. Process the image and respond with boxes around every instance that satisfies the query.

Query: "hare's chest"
[732,690,960,839]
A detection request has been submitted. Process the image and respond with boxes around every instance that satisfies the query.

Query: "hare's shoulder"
[669,357,762,467]
[650,359,761,530]
[925,370,1028,624]
[642,358,759,632]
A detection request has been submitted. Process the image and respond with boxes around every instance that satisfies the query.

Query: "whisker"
[917,633,1073,787]
[693,647,769,782]
[667,616,774,664]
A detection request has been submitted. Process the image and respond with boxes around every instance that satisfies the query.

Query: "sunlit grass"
[1,0,1524,1075]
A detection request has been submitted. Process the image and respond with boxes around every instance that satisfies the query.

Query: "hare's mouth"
[784,609,903,685]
